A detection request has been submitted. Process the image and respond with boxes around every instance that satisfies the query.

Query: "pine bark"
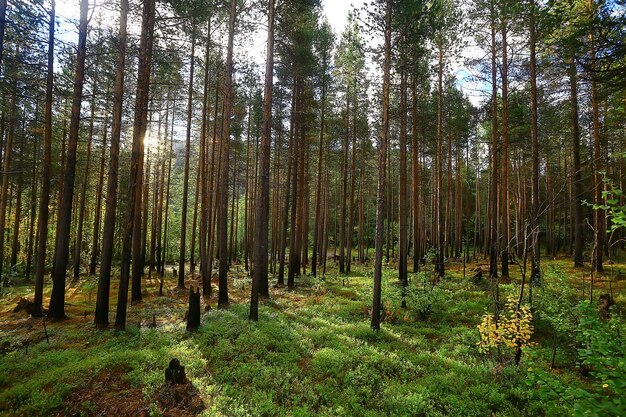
[95,0,127,328]
[116,0,155,329]
[250,0,275,321]
[218,0,237,308]
[179,36,196,288]
[33,1,55,315]
[371,0,391,331]
[48,0,88,320]
[529,0,540,282]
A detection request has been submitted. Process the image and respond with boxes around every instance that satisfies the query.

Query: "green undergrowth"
[0,262,614,416]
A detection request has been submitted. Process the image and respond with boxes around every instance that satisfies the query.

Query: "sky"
[322,0,366,34]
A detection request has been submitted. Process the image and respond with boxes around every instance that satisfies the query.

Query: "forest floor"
[0,256,624,416]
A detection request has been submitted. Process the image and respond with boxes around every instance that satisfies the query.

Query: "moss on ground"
[0,257,621,416]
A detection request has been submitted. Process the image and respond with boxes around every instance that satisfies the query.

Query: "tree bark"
[48,0,88,320]
[250,0,275,321]
[500,13,510,279]
[217,0,237,308]
[90,116,108,275]
[0,81,17,281]
[116,0,154,329]
[371,0,391,331]
[179,36,196,288]
[33,1,55,315]
[398,70,408,306]
[529,0,540,282]
[95,0,127,328]
[489,4,499,280]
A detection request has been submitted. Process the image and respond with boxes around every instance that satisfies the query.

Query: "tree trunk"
[435,44,444,279]
[529,0,540,283]
[179,36,196,288]
[568,56,583,266]
[347,90,357,274]
[26,130,39,278]
[250,0,275,320]
[0,82,17,281]
[287,78,301,288]
[489,7,499,280]
[10,180,22,268]
[589,8,603,272]
[90,116,108,275]
[130,0,156,305]
[48,0,88,320]
[33,1,56,315]
[73,76,99,280]
[95,0,127,328]
[501,14,510,279]
[311,47,327,277]
[339,94,349,274]
[116,0,154,329]
[198,18,212,288]
[411,78,420,272]
[371,0,391,331]
[398,70,408,306]
[218,0,237,308]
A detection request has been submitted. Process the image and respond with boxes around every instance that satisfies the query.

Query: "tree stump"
[165,358,187,385]
[186,280,201,332]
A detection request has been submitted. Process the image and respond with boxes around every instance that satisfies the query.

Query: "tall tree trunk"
[339,94,349,274]
[250,0,275,321]
[277,121,293,286]
[95,0,127,328]
[569,56,583,266]
[411,78,420,272]
[190,151,200,272]
[141,153,150,269]
[10,180,22,268]
[198,18,212,289]
[435,44,444,279]
[116,0,154,329]
[90,117,108,275]
[130,0,156,305]
[500,13,510,279]
[229,158,237,263]
[48,0,88,320]
[73,75,99,280]
[218,0,237,308]
[179,36,196,288]
[287,78,301,288]
[371,0,391,331]
[33,1,55,315]
[489,5,499,280]
[347,89,357,274]
[0,82,16,281]
[398,70,408,306]
[26,131,39,278]
[312,49,327,277]
[162,110,174,275]
[529,0,540,282]
[589,3,603,273]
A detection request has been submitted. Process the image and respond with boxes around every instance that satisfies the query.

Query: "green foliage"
[527,301,626,416]
[534,266,580,338]
[2,264,618,416]
[585,176,626,233]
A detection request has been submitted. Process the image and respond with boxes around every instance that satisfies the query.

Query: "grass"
[0,257,623,416]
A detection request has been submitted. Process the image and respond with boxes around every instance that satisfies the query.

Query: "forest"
[0,0,625,415]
